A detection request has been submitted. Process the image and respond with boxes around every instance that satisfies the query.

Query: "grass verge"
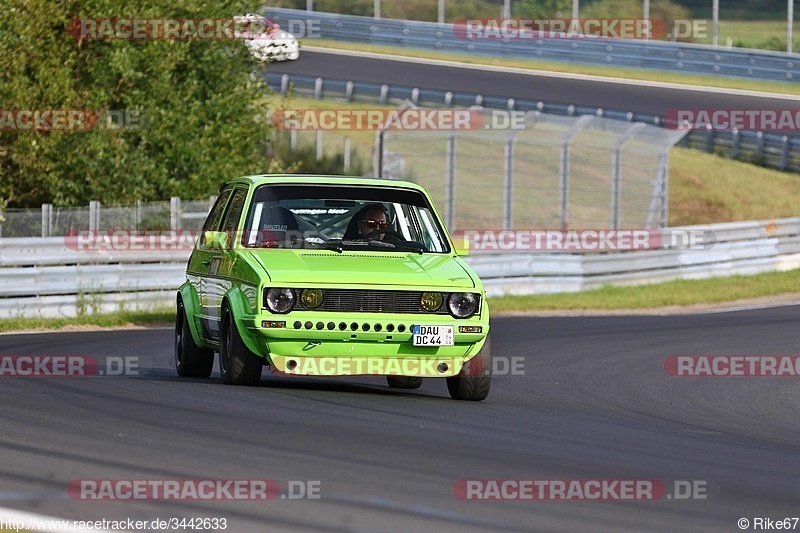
[0,309,174,334]
[304,40,800,96]
[668,147,800,225]
[488,269,800,313]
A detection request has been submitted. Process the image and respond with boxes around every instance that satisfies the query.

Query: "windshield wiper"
[390,241,425,254]
[321,238,402,252]
[321,239,344,253]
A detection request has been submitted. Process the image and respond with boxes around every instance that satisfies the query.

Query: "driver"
[353,203,390,239]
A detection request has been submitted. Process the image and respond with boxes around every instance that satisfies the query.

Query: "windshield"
[241,184,451,254]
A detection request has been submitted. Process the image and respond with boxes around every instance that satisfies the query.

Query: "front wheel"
[447,334,492,401]
[219,307,263,386]
[175,299,214,378]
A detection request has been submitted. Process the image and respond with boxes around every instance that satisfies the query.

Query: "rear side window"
[221,188,249,236]
[203,189,232,232]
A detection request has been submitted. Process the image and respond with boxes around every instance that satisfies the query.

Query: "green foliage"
[513,0,573,18]
[268,133,368,176]
[582,0,691,40]
[755,35,800,52]
[0,0,283,208]
[274,0,573,22]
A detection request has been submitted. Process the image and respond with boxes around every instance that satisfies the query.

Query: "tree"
[0,0,280,207]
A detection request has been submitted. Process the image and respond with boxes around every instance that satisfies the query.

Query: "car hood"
[248,250,475,289]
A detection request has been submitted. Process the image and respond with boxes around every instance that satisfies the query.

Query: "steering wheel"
[361,229,406,242]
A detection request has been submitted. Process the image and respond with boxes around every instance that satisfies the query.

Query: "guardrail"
[267,72,800,173]
[265,7,800,82]
[1,218,798,318]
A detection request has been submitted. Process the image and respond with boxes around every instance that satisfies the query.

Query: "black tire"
[175,299,214,378]
[446,334,492,401]
[219,306,263,386]
[386,376,423,389]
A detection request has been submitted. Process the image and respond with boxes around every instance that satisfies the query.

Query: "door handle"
[202,260,211,265]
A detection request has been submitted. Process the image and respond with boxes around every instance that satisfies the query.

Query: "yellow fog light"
[300,289,324,309]
[420,291,443,312]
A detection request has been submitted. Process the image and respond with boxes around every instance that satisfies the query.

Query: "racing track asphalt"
[1,306,799,532]
[266,49,800,117]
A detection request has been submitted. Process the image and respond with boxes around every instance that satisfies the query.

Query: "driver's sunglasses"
[362,219,388,230]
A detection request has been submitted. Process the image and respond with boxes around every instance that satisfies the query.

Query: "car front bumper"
[241,312,489,377]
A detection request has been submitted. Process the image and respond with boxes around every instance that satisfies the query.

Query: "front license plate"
[412,325,454,346]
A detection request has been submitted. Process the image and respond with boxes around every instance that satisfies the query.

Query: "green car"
[175,175,492,401]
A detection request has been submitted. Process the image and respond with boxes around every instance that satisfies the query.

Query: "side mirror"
[204,230,229,251]
[452,237,470,256]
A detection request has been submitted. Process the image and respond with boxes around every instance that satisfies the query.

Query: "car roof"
[227,174,428,192]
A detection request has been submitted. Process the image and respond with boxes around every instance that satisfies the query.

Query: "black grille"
[301,289,451,314]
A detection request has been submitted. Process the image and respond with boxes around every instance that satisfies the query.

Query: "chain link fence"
[0,197,216,238]
[377,109,688,230]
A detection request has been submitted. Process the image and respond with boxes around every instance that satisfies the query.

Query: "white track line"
[0,506,114,533]
[303,45,800,101]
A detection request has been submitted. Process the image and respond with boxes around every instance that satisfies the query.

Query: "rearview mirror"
[204,231,229,251]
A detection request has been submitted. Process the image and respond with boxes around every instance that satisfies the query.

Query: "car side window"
[220,188,249,243]
[203,189,232,233]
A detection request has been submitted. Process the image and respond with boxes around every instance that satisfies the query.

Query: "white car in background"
[236,14,299,62]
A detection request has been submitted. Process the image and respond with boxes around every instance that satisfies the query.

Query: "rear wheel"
[447,334,492,401]
[219,306,263,386]
[386,376,423,390]
[175,299,214,378]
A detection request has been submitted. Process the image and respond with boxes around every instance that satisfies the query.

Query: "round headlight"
[447,292,478,319]
[300,289,324,309]
[420,291,443,312]
[265,288,295,314]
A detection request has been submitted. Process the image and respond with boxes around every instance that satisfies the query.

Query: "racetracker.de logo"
[665,356,800,376]
[453,18,668,40]
[268,108,511,131]
[453,229,715,252]
[453,479,710,500]
[0,356,139,377]
[0,110,141,131]
[664,109,800,131]
[65,230,200,252]
[67,18,294,40]
[67,479,322,500]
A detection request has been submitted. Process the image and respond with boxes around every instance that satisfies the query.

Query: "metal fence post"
[705,125,714,153]
[41,203,52,237]
[170,197,181,231]
[89,201,100,232]
[135,199,142,231]
[290,129,297,154]
[645,150,669,230]
[374,130,384,178]
[503,136,515,230]
[612,122,646,229]
[781,135,789,170]
[280,74,290,97]
[314,77,323,99]
[660,151,669,228]
[731,129,740,159]
[344,136,352,174]
[559,115,593,230]
[445,135,456,230]
[756,131,765,161]
[316,130,323,161]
